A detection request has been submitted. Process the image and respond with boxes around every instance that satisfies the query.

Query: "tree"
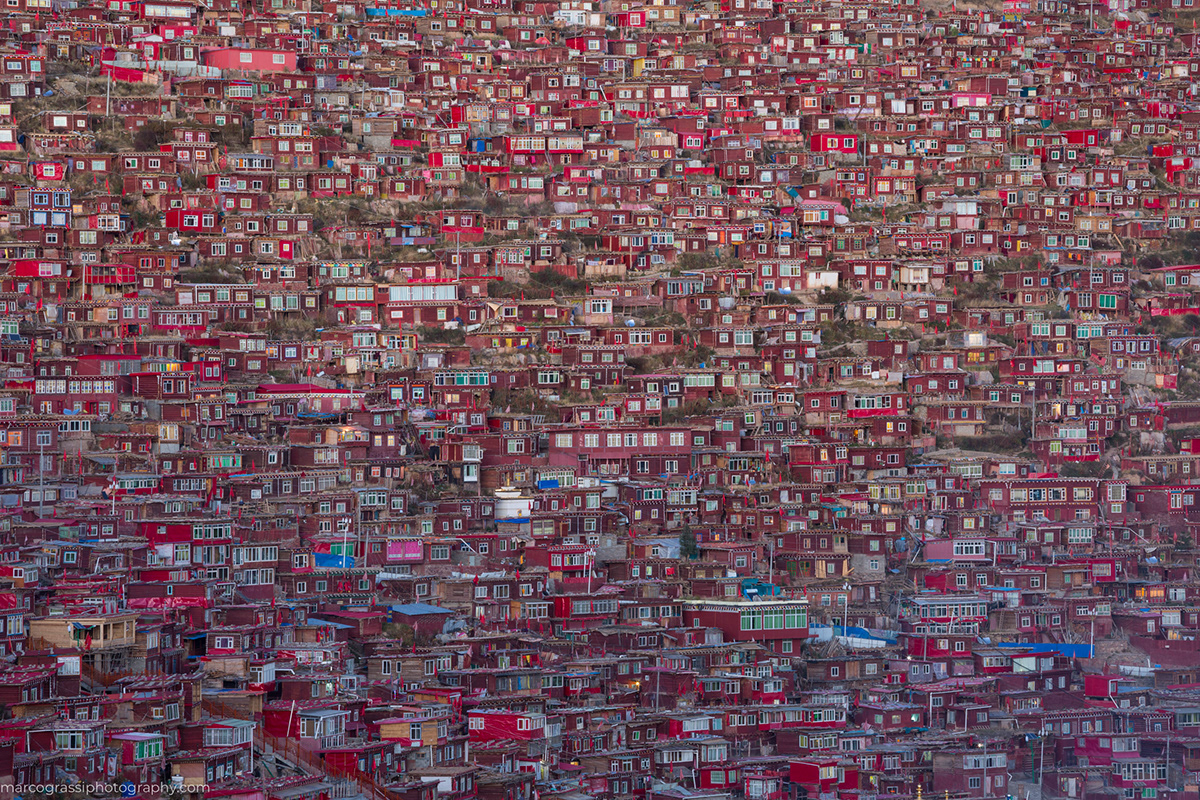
[680,525,699,560]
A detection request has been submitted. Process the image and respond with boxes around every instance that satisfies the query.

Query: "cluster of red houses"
[4,1,1200,800]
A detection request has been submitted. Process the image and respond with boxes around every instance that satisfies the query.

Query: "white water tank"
[494,487,532,519]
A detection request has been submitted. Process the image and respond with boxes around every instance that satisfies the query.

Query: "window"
[56,733,84,750]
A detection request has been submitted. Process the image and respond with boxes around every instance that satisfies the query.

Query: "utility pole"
[842,582,850,635]
[37,441,45,517]
[655,663,660,712]
[359,491,367,573]
[1038,729,1047,785]
[1165,727,1171,792]
[341,501,352,571]
[1028,384,1035,447]
[767,536,774,586]
[979,741,988,799]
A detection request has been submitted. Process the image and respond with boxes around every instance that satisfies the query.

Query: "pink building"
[202,48,297,73]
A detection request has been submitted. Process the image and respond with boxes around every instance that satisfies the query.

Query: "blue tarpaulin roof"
[391,602,453,616]
[308,618,354,630]
[828,624,898,644]
[995,642,1094,658]
[314,553,354,569]
[365,7,426,15]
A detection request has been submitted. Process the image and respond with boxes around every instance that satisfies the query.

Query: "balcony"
[30,613,138,651]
